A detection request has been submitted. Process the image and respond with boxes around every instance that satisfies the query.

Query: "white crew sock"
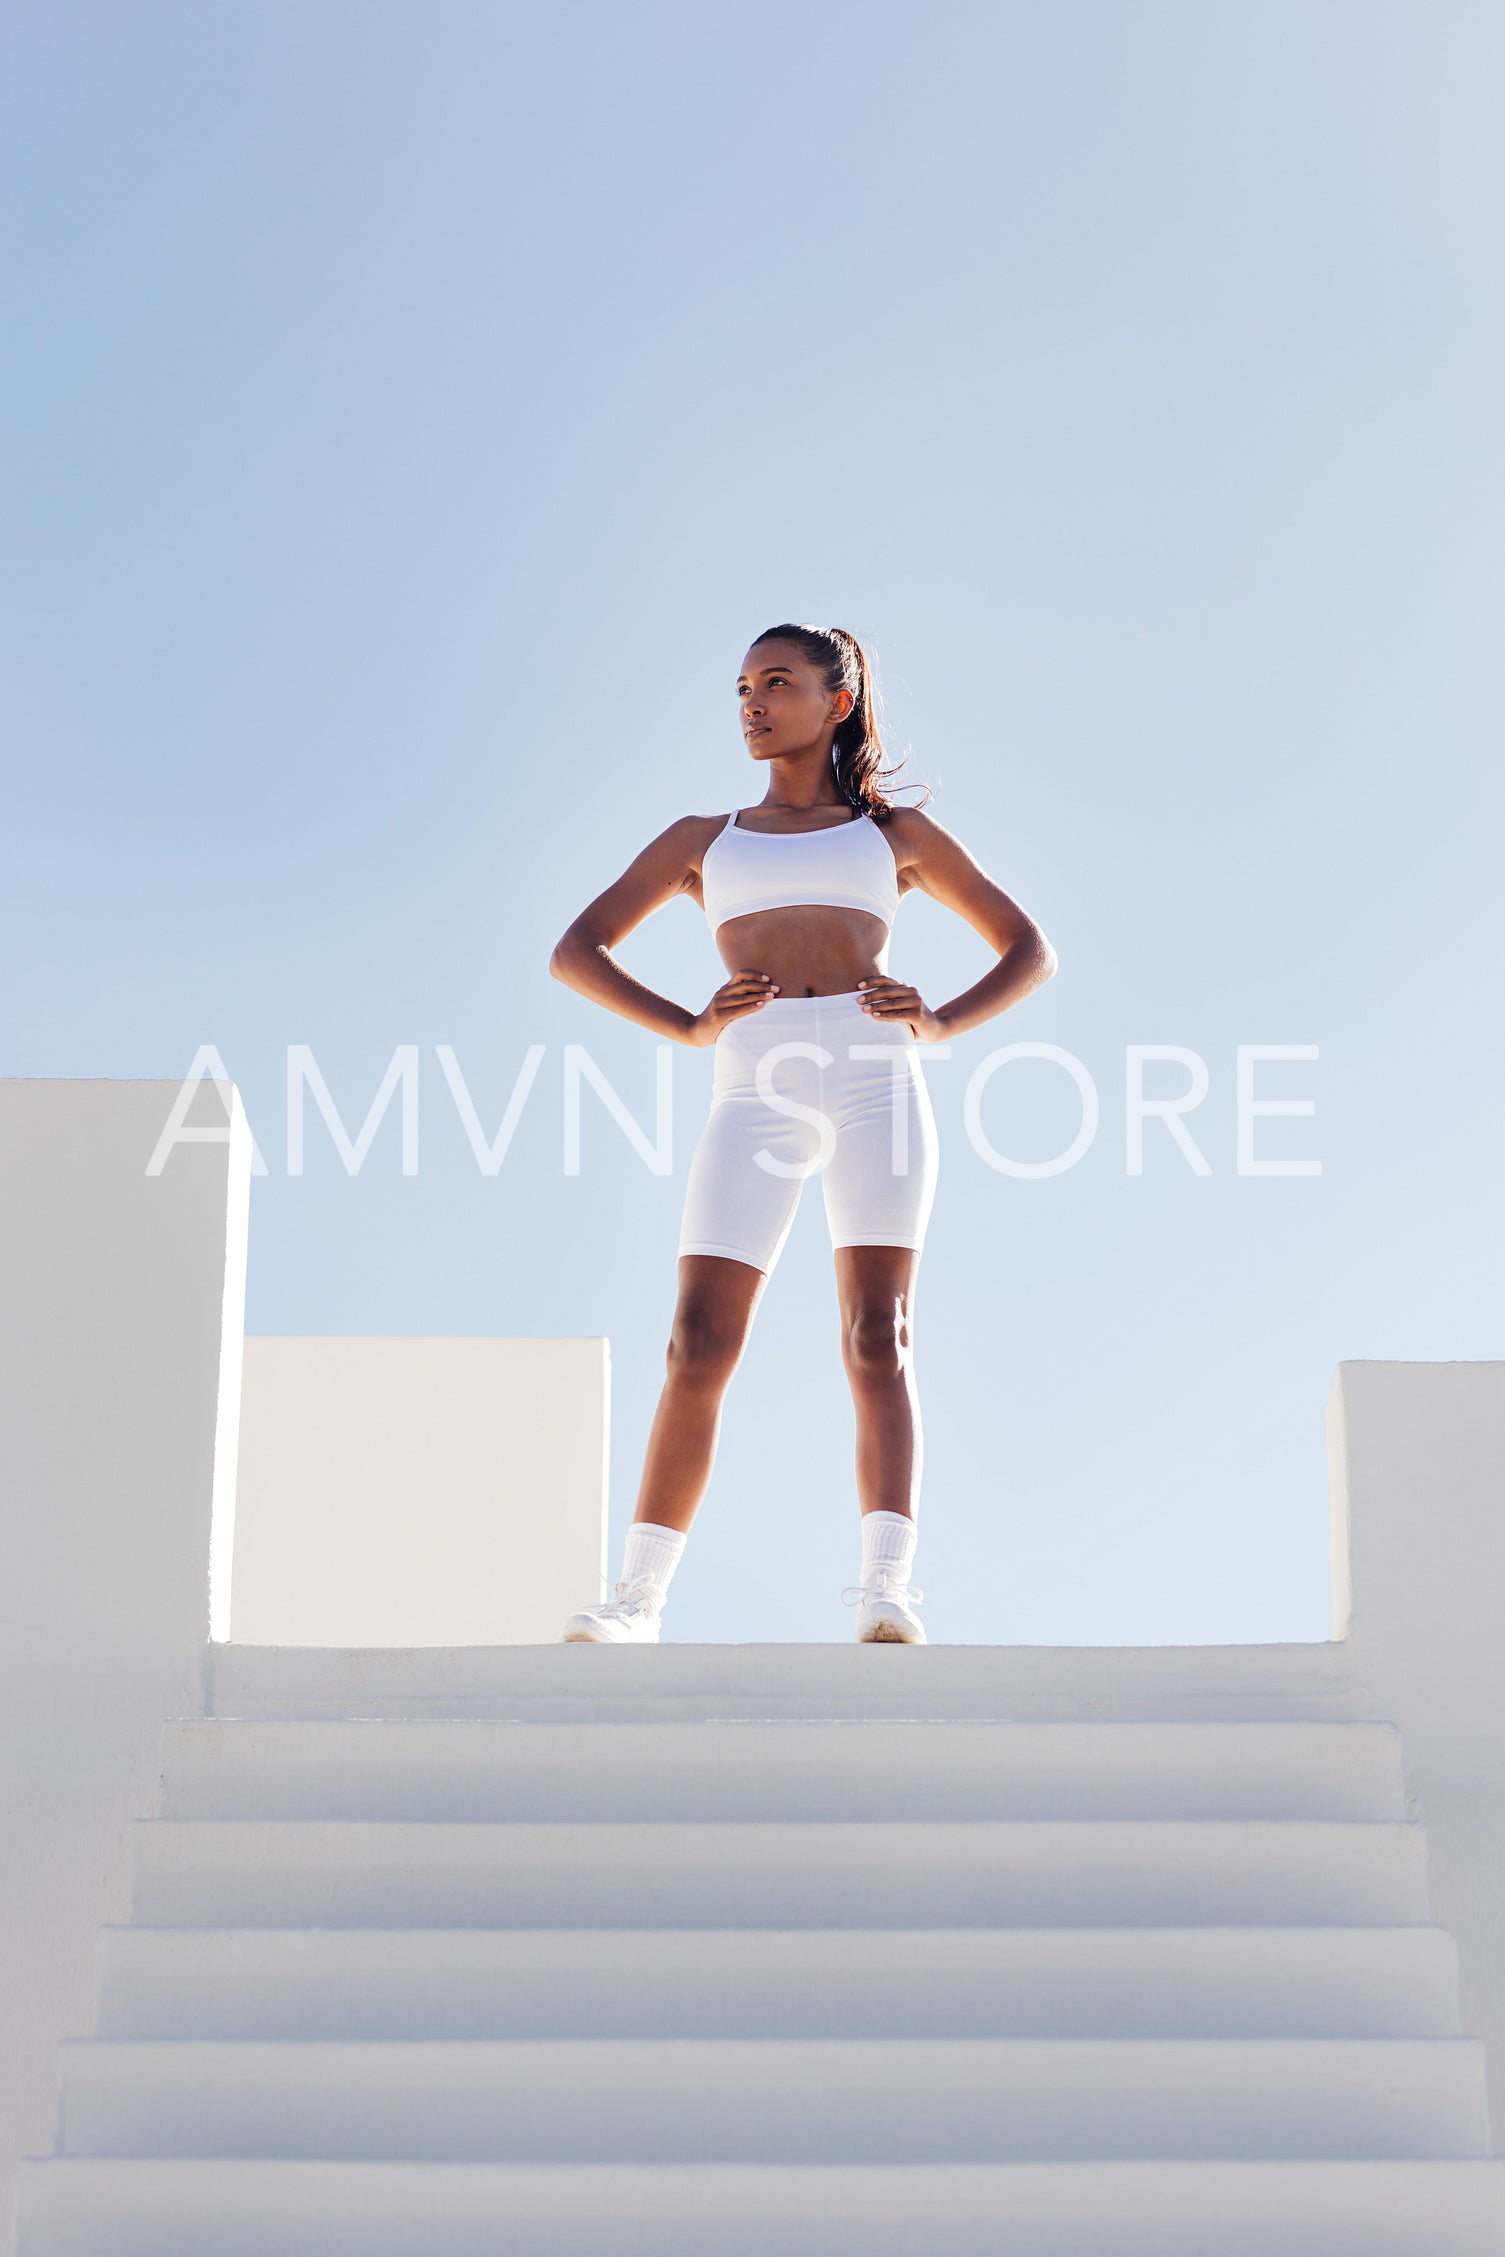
[620,1521,687,1603]
[860,1510,917,1586]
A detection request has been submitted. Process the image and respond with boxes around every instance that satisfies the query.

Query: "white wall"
[0,1078,248,2248]
[228,1336,610,1646]
[1329,1359,1505,2136]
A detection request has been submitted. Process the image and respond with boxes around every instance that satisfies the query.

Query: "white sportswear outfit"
[677,807,940,1278]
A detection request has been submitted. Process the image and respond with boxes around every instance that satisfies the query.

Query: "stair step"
[18,2157,1505,2256]
[126,1818,1430,1929]
[205,1639,1355,1724]
[93,1923,1462,2040]
[154,1720,1409,1821]
[54,2037,1491,2162]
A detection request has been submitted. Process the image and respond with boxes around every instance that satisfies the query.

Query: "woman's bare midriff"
[711,903,894,997]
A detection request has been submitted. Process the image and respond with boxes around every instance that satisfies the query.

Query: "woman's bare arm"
[888,808,1058,1038]
[549,815,771,1046]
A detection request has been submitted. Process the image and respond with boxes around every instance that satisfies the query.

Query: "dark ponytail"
[749,622,931,825]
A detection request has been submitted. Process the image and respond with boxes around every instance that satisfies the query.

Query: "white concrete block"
[0,1079,247,2242]
[228,1336,609,1647]
[1330,1361,1505,2134]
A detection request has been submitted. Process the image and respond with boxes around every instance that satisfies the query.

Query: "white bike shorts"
[677,988,940,1277]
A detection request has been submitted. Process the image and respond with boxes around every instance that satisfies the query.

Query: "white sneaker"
[561,1579,666,1644]
[842,1570,927,1644]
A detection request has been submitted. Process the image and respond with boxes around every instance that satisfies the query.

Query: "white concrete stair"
[150,1718,1414,1820]
[16,1663,1505,2255]
[13,2159,1505,2257]
[94,1924,1464,2040]
[122,1814,1434,1929]
[50,2034,1491,2162]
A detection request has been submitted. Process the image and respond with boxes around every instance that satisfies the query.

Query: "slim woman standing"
[549,623,1057,1644]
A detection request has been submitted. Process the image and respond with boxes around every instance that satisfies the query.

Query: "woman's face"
[737,640,853,763]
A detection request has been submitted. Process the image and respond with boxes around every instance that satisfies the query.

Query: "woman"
[548,623,1057,1644]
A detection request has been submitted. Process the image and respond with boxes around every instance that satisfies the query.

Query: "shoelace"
[841,1571,923,1611]
[597,1578,665,1617]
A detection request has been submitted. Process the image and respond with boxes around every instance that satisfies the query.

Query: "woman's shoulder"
[639,810,735,849]
[875,802,958,874]
[653,811,736,877]
[680,810,736,845]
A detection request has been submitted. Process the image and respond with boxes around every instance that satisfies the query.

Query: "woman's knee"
[841,1298,914,1380]
[665,1299,749,1386]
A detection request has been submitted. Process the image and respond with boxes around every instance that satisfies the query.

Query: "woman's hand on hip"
[686,970,780,1046]
[856,977,947,1042]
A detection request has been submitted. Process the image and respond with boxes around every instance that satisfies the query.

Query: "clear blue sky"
[5,1,1501,1644]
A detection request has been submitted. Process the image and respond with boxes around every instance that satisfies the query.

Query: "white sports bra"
[700,807,901,937]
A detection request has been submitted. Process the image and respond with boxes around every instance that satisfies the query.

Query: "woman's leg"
[630,1252,767,1535]
[833,1244,926,1642]
[822,997,939,1520]
[655,1003,824,1528]
[821,998,938,1641]
[833,1244,923,1520]
[562,1008,818,1639]
[561,1255,766,1640]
